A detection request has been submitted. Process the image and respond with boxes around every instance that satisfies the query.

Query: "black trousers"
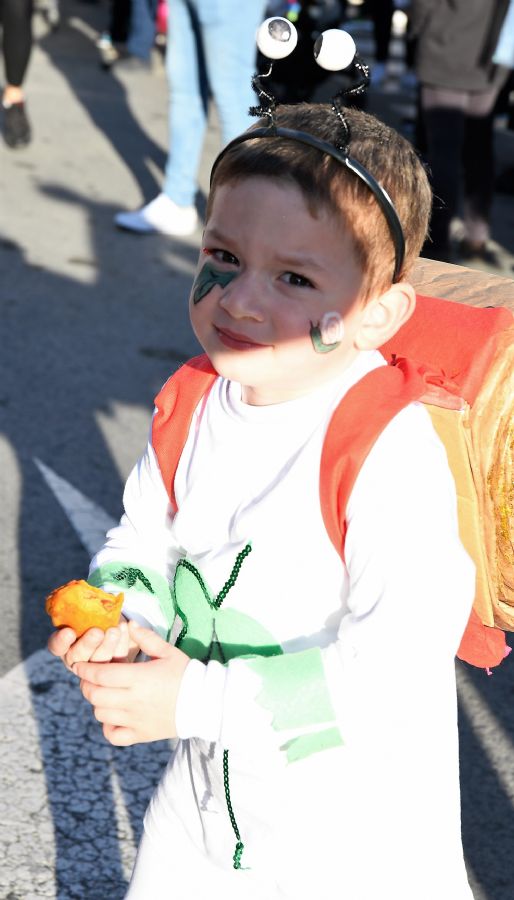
[1,0,33,87]
[421,107,496,259]
[109,0,132,44]
[366,0,394,63]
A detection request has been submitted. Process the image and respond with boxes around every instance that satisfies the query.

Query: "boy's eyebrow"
[204,227,327,272]
[203,226,232,244]
[272,252,326,273]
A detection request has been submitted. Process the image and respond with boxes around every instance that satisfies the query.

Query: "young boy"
[49,104,476,898]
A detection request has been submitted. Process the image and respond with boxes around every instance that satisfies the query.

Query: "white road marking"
[32,461,138,848]
[0,463,140,892]
[457,665,514,804]
[34,457,117,557]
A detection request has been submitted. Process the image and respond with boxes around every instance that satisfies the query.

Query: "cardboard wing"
[381,282,514,667]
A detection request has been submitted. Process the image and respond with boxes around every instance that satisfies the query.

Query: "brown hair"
[208,104,432,299]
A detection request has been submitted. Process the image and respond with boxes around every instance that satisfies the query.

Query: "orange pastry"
[46,579,124,636]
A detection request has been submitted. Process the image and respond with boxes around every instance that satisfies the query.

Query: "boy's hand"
[47,618,137,671]
[73,622,190,746]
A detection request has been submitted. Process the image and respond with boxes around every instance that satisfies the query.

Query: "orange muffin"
[46,579,124,636]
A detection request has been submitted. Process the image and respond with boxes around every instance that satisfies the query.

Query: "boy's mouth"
[214,326,270,351]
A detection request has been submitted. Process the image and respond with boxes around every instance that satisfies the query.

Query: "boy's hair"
[208,104,432,299]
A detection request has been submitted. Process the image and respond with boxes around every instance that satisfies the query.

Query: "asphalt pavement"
[1,3,513,898]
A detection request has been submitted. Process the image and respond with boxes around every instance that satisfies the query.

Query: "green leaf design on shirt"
[173,556,282,663]
[172,553,342,762]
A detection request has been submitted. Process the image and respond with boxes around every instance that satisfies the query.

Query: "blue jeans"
[127,0,158,60]
[163,0,266,207]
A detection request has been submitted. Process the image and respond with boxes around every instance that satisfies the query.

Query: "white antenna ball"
[314,29,356,71]
[256,17,298,60]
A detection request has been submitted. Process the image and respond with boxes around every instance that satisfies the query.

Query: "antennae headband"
[211,126,405,283]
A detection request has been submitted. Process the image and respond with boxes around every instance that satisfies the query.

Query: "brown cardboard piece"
[410,258,514,643]
[412,257,514,311]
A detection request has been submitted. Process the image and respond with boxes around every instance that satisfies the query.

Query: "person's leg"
[197,0,265,146]
[115,0,203,233]
[419,86,467,261]
[461,84,506,252]
[366,0,393,84]
[162,0,208,206]
[110,0,132,45]
[2,0,33,147]
[462,112,494,249]
[126,0,157,61]
[2,0,33,96]
[366,0,394,64]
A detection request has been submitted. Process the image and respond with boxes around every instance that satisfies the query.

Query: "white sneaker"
[115,193,198,236]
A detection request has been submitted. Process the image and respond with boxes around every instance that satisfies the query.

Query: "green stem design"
[111,567,154,593]
[223,749,244,869]
[175,544,252,869]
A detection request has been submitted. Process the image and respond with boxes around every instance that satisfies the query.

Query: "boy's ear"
[354,282,416,350]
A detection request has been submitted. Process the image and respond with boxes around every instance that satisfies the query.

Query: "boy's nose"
[218,272,265,321]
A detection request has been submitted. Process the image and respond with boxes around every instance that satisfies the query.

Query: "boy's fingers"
[103,723,137,746]
[88,626,123,662]
[80,681,126,709]
[92,705,131,727]
[74,659,135,687]
[64,628,105,668]
[127,620,171,658]
[47,627,77,658]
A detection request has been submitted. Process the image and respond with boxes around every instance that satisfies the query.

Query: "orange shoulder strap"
[152,353,218,510]
[320,358,427,560]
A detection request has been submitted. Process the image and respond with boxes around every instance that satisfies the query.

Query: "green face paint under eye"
[192,260,238,304]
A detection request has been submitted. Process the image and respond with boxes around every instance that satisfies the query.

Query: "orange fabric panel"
[320,359,427,560]
[152,354,217,510]
[457,608,508,670]
[381,294,513,405]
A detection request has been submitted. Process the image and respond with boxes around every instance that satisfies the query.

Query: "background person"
[1,0,33,148]
[411,0,511,263]
[115,0,266,236]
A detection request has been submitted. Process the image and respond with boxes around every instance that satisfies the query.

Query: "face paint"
[310,311,345,353]
[192,260,238,304]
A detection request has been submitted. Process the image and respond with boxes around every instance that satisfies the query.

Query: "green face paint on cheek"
[192,260,238,304]
[310,311,345,354]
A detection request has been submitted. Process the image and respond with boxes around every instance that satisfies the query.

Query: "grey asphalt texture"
[1,3,514,898]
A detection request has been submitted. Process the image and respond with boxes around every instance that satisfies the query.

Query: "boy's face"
[190,177,368,405]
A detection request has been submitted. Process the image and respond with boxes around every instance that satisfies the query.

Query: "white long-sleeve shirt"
[90,349,475,899]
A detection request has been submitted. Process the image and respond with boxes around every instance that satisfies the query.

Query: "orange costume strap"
[153,354,218,511]
[151,351,507,670]
[320,357,427,559]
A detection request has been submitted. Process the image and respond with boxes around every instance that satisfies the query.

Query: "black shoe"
[3,102,31,148]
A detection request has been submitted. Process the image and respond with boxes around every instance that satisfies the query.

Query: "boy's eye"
[204,248,239,266]
[282,272,314,288]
